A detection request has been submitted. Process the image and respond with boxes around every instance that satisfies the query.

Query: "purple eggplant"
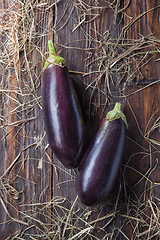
[42,40,86,168]
[76,103,127,206]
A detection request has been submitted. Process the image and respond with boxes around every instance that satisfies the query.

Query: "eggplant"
[76,103,127,206]
[42,40,86,168]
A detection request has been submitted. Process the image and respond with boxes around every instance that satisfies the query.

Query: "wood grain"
[0,1,53,238]
[122,83,160,238]
[124,0,160,80]
[0,0,160,239]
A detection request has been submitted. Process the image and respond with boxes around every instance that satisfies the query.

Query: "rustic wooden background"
[0,0,160,239]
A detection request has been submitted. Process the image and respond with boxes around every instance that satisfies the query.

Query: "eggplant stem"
[43,40,66,70]
[106,103,128,128]
[48,40,57,55]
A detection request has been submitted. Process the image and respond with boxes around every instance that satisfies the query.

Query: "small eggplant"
[42,40,86,168]
[76,103,127,206]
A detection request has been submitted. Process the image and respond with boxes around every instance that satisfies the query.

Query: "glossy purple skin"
[77,118,126,206]
[42,64,86,168]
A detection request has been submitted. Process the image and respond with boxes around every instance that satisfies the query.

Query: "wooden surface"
[0,0,160,239]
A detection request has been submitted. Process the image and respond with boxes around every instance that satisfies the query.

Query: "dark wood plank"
[122,83,160,239]
[124,0,160,81]
[0,1,53,239]
[0,0,160,239]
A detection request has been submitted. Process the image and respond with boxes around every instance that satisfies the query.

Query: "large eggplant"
[76,103,127,206]
[42,40,86,168]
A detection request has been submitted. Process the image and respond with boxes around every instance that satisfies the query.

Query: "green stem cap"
[43,40,66,70]
[106,103,128,128]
